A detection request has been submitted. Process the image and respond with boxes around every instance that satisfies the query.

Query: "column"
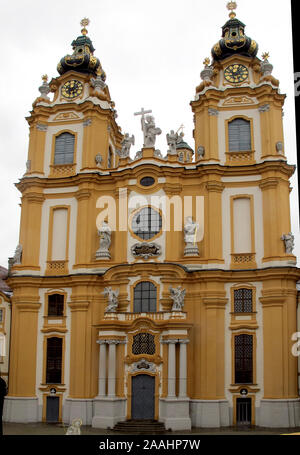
[167,340,177,398]
[97,341,107,397]
[178,339,189,397]
[107,341,117,398]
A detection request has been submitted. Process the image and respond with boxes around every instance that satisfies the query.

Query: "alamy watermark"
[294,72,300,97]
[95,188,204,240]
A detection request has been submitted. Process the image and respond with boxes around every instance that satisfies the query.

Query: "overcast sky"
[0,0,299,267]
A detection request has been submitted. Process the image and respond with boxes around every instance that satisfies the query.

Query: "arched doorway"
[131,374,155,420]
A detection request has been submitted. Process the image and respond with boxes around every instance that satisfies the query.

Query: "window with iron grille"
[228,118,251,152]
[46,337,63,384]
[54,132,75,164]
[0,309,3,323]
[132,333,155,355]
[235,334,253,384]
[132,207,162,240]
[234,289,253,313]
[48,294,64,317]
[133,281,157,313]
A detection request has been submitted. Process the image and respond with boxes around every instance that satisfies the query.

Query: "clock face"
[61,80,83,99]
[224,64,249,84]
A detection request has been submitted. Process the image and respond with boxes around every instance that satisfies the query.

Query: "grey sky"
[0,0,298,267]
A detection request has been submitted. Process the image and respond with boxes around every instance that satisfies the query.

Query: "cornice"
[14,160,296,196]
[191,83,285,110]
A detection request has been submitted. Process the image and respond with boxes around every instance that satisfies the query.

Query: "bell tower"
[26,18,123,182]
[191,1,294,269]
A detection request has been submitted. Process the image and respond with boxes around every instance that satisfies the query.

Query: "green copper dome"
[211,4,258,62]
[57,20,105,79]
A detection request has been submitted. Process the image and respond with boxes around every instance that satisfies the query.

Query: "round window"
[140,176,155,187]
[131,207,162,240]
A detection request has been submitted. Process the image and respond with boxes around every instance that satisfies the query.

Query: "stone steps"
[113,419,166,434]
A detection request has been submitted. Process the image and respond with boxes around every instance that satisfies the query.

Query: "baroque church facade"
[3,3,300,430]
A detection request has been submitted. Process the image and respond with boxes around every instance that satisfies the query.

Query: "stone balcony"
[103,311,187,322]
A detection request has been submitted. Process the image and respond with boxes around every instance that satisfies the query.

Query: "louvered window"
[134,281,157,313]
[107,147,113,168]
[132,333,155,355]
[234,289,253,313]
[54,132,75,164]
[48,294,64,317]
[46,337,62,384]
[235,334,253,384]
[228,118,251,152]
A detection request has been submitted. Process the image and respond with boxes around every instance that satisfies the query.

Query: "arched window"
[234,289,253,313]
[234,334,253,384]
[133,281,157,313]
[48,294,64,317]
[54,132,75,164]
[131,207,162,240]
[132,333,155,355]
[46,337,63,384]
[228,118,251,152]
[107,147,113,168]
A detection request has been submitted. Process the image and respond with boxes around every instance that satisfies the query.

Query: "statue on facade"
[197,146,205,160]
[12,244,22,265]
[96,221,111,259]
[184,217,199,256]
[95,153,103,167]
[281,232,295,254]
[117,133,135,158]
[169,286,186,311]
[142,115,161,147]
[166,130,178,155]
[134,108,161,148]
[102,287,119,312]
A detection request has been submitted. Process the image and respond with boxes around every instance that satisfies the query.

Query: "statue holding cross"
[134,107,162,148]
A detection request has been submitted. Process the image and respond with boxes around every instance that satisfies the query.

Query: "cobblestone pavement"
[2,422,300,435]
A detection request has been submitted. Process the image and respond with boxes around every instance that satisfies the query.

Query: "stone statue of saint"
[166,130,178,155]
[66,418,82,435]
[102,287,119,312]
[184,217,199,245]
[184,217,199,256]
[169,286,186,311]
[281,232,295,254]
[142,115,162,148]
[12,244,22,265]
[118,133,135,158]
[96,221,111,259]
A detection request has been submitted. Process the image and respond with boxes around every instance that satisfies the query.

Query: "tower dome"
[57,18,106,80]
[211,2,258,62]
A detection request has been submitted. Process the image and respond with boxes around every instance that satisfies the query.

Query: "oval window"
[140,176,155,187]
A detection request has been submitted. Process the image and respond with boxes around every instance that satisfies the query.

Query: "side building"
[4,6,300,429]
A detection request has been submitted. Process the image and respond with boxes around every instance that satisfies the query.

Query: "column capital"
[161,339,178,344]
[97,339,126,345]
[178,339,190,344]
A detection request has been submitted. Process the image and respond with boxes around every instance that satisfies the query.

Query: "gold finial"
[227,1,237,19]
[42,74,48,82]
[203,57,210,67]
[80,17,90,35]
[262,52,270,61]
